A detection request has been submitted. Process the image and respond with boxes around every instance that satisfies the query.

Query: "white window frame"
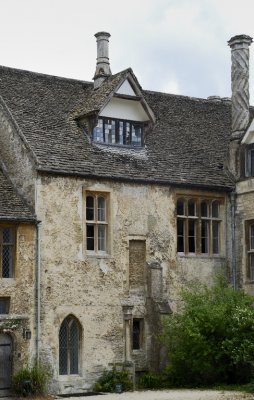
[246,221,254,281]
[85,191,109,255]
[177,198,222,256]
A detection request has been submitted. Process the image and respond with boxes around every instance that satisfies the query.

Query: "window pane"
[125,122,131,145]
[188,220,196,253]
[177,219,184,252]
[2,246,13,278]
[250,225,254,250]
[98,225,106,251]
[3,228,14,243]
[212,221,220,254]
[188,200,196,216]
[93,118,104,142]
[131,123,142,147]
[86,224,94,251]
[133,319,141,350]
[212,201,220,218]
[201,201,209,217]
[250,254,254,280]
[104,119,116,144]
[119,121,124,145]
[59,322,68,375]
[69,320,79,374]
[201,221,209,253]
[86,196,94,220]
[97,197,106,221]
[177,199,185,215]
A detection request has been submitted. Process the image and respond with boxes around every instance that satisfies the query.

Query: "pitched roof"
[0,167,36,221]
[0,65,235,190]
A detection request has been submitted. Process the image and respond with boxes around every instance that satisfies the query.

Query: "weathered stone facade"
[0,223,36,391]
[34,176,228,392]
[0,31,254,395]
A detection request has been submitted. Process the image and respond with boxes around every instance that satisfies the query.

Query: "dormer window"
[93,117,143,147]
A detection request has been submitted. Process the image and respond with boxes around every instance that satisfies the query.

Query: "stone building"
[0,32,253,394]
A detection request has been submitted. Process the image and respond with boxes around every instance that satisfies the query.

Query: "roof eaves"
[0,216,37,223]
[36,167,233,192]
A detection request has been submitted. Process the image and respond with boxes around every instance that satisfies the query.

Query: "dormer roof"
[76,68,155,123]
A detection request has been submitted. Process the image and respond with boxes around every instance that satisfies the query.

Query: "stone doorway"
[0,333,12,393]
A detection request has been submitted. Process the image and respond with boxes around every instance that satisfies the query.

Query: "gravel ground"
[61,390,254,400]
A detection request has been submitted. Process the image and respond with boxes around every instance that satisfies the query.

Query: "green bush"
[12,362,52,396]
[138,371,164,389]
[93,365,132,392]
[160,277,254,386]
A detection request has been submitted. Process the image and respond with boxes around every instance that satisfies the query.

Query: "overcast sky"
[1,0,254,102]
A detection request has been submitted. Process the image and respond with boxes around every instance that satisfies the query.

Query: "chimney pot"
[93,31,112,89]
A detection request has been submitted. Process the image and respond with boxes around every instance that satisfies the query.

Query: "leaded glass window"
[59,316,81,375]
[0,227,15,278]
[176,197,222,255]
[93,117,143,147]
[85,193,108,253]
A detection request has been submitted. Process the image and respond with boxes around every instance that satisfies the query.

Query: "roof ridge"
[0,64,93,86]
[144,89,232,104]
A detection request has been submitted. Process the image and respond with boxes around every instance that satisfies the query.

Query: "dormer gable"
[92,72,155,148]
[116,79,136,96]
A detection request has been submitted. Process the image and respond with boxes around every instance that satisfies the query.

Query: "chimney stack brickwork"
[93,31,112,89]
[228,34,253,141]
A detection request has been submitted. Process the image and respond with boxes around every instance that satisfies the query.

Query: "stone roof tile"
[0,65,236,190]
[0,167,36,221]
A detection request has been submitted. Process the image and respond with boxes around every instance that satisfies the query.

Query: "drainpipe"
[35,221,41,363]
[230,192,237,289]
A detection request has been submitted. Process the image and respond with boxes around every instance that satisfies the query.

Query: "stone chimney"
[228,34,253,140]
[228,34,253,178]
[93,32,111,89]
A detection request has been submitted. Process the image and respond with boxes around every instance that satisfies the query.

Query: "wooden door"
[0,333,12,390]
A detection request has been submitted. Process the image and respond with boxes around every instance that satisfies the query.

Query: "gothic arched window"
[59,316,81,375]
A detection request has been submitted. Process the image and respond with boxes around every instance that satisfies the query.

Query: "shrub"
[138,371,164,389]
[12,362,52,396]
[93,365,132,392]
[160,277,254,386]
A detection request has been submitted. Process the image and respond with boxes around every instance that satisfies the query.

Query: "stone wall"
[0,223,36,373]
[36,174,228,393]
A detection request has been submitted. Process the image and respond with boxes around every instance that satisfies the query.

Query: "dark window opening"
[93,117,144,147]
[132,319,143,350]
[0,297,10,314]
